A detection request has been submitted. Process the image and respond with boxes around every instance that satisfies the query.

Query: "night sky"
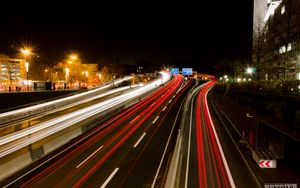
[0,1,253,73]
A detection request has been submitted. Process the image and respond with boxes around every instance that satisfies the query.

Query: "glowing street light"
[70,55,77,61]
[21,49,31,57]
[246,67,255,75]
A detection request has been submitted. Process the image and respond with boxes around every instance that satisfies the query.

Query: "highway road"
[0,72,171,160]
[1,74,195,187]
[176,80,261,188]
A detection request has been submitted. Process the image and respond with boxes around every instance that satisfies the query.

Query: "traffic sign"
[259,160,277,168]
[182,68,193,75]
[170,68,179,75]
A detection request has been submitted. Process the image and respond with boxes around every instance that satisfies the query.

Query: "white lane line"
[76,146,103,168]
[204,87,236,188]
[151,92,186,188]
[100,168,119,188]
[162,106,167,112]
[173,95,176,98]
[130,115,140,124]
[168,99,172,104]
[133,132,147,148]
[152,116,159,124]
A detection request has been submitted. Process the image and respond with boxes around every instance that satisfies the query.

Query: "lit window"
[297,72,300,80]
[279,46,286,54]
[287,43,292,51]
[281,5,285,14]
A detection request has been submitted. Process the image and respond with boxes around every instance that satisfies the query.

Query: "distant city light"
[246,67,255,75]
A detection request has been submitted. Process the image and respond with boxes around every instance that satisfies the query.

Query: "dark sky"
[0,1,253,73]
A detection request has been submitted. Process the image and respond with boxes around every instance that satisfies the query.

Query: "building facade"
[252,0,300,80]
[0,54,27,90]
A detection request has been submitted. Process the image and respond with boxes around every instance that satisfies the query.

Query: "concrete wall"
[0,90,78,112]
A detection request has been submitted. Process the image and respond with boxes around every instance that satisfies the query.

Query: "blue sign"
[170,68,179,75]
[182,68,193,75]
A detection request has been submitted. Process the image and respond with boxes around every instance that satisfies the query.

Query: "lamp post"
[113,75,116,86]
[25,62,29,91]
[21,49,30,91]
[65,68,69,89]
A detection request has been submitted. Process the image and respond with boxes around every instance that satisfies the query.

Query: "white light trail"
[0,76,133,119]
[0,72,171,158]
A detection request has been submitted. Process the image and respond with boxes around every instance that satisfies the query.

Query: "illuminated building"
[253,0,300,80]
[0,55,27,90]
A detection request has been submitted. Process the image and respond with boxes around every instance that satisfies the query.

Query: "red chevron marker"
[259,160,276,168]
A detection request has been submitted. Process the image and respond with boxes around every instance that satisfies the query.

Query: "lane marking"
[204,85,236,188]
[76,146,103,168]
[173,95,176,98]
[168,100,172,104]
[152,90,187,188]
[130,115,140,124]
[133,132,147,148]
[152,116,159,124]
[100,168,119,188]
[162,106,167,112]
[211,101,261,187]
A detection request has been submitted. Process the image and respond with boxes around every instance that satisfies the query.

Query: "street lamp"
[113,75,116,86]
[21,49,30,61]
[21,48,31,91]
[246,67,255,75]
[25,62,29,91]
[70,55,77,64]
[65,68,69,89]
